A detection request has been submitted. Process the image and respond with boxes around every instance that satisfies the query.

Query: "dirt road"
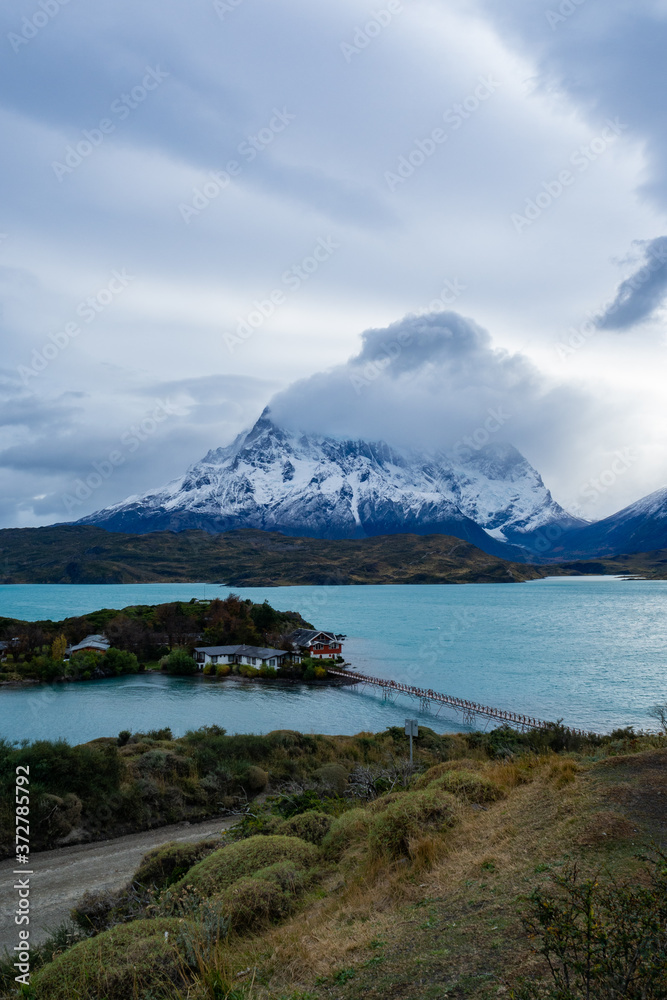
[0,816,237,953]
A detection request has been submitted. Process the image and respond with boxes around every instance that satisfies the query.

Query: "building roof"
[289,628,346,645]
[194,644,289,659]
[68,634,111,654]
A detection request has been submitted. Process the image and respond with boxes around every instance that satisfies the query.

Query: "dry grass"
[202,748,665,1000]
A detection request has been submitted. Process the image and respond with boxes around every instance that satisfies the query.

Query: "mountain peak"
[73,417,583,558]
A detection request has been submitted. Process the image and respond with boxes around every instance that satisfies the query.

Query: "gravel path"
[0,816,237,953]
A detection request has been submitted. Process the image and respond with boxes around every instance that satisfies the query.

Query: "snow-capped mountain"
[551,486,667,559]
[74,411,583,559]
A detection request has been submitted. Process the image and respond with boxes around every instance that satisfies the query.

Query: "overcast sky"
[1,0,666,528]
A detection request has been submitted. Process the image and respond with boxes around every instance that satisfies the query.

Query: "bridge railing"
[328,668,589,736]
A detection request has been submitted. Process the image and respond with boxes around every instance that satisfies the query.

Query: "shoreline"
[0,667,359,691]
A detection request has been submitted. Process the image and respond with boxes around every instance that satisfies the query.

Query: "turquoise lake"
[0,578,666,742]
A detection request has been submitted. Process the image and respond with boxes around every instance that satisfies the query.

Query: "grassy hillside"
[2,723,665,999]
[0,524,550,585]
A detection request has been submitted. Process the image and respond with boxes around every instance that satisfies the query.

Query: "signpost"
[405,718,419,763]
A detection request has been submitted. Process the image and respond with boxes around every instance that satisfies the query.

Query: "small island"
[0,595,348,687]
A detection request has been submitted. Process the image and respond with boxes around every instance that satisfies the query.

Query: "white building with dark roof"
[193,644,300,670]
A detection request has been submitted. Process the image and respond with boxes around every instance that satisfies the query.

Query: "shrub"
[133,838,222,890]
[135,750,191,778]
[368,789,459,860]
[253,859,313,894]
[172,835,319,898]
[513,858,667,999]
[219,858,316,932]
[203,663,214,675]
[104,647,140,675]
[242,765,269,792]
[322,808,371,857]
[117,730,131,747]
[277,810,333,846]
[219,875,288,930]
[216,662,231,676]
[422,768,505,804]
[145,727,173,741]
[314,762,349,795]
[259,664,277,678]
[164,648,197,676]
[31,918,188,1000]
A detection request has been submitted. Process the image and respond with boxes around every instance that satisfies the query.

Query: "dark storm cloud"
[596,236,667,330]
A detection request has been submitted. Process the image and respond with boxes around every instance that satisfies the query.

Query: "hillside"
[1,724,666,999]
[0,524,551,585]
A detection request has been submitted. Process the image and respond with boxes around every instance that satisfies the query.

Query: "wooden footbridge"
[327,668,588,735]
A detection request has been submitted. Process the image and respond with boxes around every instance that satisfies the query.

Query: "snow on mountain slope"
[73,410,583,558]
[551,486,667,559]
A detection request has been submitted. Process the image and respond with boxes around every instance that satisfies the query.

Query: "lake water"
[1,578,666,742]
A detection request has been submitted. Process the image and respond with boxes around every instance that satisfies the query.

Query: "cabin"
[66,634,111,657]
[193,644,301,671]
[288,628,346,660]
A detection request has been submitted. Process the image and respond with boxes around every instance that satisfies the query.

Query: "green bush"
[133,838,221,890]
[321,808,371,857]
[219,858,316,932]
[172,835,318,898]
[277,810,333,845]
[422,768,505,804]
[32,918,188,1000]
[163,648,197,676]
[242,765,269,792]
[220,875,289,930]
[314,762,349,794]
[104,647,140,675]
[253,859,313,894]
[368,789,459,860]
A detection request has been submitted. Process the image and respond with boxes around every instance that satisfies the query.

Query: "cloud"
[269,310,595,468]
[0,372,282,528]
[596,236,667,330]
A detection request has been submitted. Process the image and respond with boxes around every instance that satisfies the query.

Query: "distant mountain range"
[69,410,667,562]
